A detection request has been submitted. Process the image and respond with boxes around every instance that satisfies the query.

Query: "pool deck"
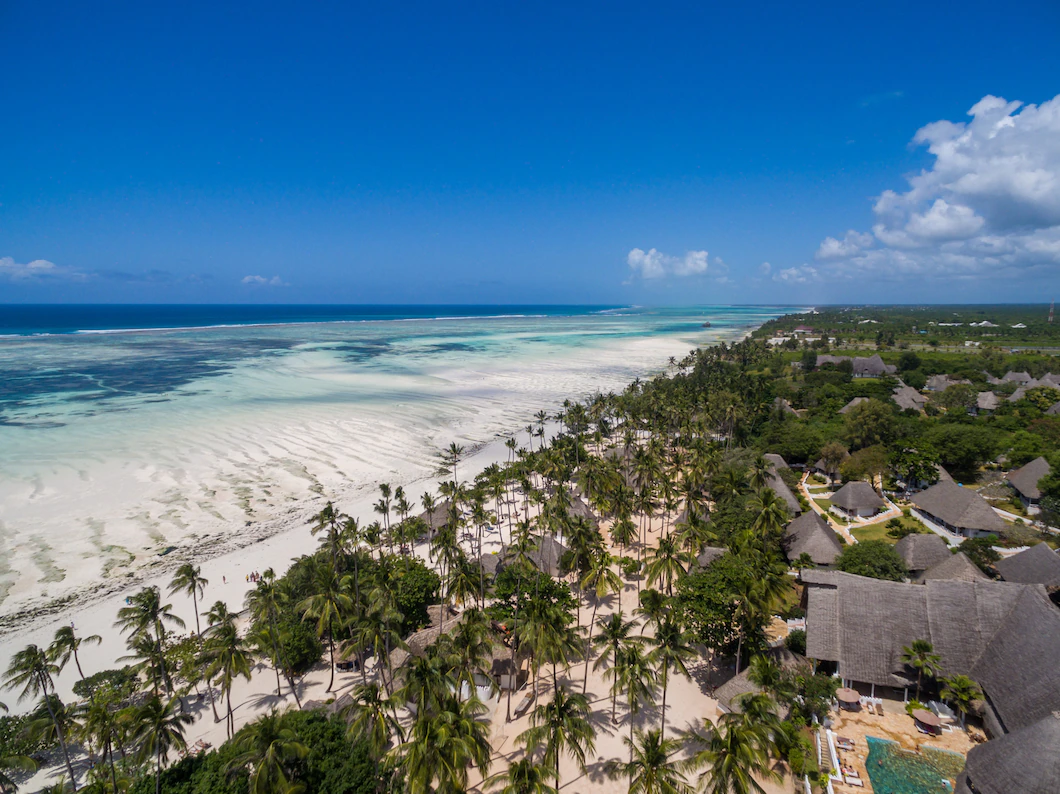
[827,700,974,792]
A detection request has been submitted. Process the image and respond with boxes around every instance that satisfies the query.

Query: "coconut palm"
[391,693,491,794]
[202,615,253,738]
[77,692,123,794]
[900,639,942,701]
[2,645,79,789]
[747,490,788,545]
[609,728,692,794]
[580,551,624,691]
[681,713,780,794]
[311,501,345,570]
[483,757,558,794]
[342,682,402,758]
[297,559,353,692]
[649,617,696,738]
[0,751,36,794]
[940,674,982,729]
[517,685,596,786]
[644,537,693,597]
[114,586,186,694]
[48,625,102,681]
[133,696,193,794]
[592,612,641,722]
[224,710,309,794]
[245,569,301,703]
[168,563,209,636]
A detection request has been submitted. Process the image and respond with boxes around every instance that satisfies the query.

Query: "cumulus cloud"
[774,265,819,284]
[0,256,84,281]
[814,93,1060,281]
[242,275,288,287]
[758,262,772,275]
[626,248,710,280]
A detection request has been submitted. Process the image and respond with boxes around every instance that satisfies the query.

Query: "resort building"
[919,552,988,583]
[909,480,1007,538]
[925,374,970,392]
[762,453,802,516]
[802,570,1060,738]
[994,542,1060,587]
[812,450,849,483]
[851,353,897,378]
[838,396,868,414]
[782,511,842,567]
[894,533,952,580]
[1006,455,1050,508]
[829,480,885,518]
[955,711,1060,794]
[892,384,928,412]
[974,390,999,415]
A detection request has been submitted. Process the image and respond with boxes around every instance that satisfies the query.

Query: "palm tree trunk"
[193,591,201,636]
[583,597,600,693]
[40,674,78,791]
[107,738,118,794]
[327,627,336,692]
[155,748,161,794]
[227,686,234,738]
[74,649,86,680]
[660,662,669,739]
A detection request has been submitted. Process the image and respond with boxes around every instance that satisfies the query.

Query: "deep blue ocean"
[0,304,626,336]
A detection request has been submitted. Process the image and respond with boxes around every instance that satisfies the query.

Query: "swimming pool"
[865,736,965,794]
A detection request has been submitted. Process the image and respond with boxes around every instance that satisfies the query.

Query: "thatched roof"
[418,499,454,530]
[765,468,801,516]
[895,533,952,572]
[830,481,885,512]
[995,543,1060,587]
[1046,401,1060,416]
[926,374,970,392]
[804,571,1060,732]
[977,391,1000,411]
[695,546,728,569]
[958,711,1060,794]
[477,552,503,577]
[813,450,849,474]
[715,647,802,712]
[919,552,987,583]
[1003,371,1034,384]
[852,354,895,377]
[763,453,788,469]
[910,480,1007,534]
[389,608,465,670]
[838,397,868,415]
[772,397,798,417]
[783,512,842,566]
[1007,456,1051,501]
[892,385,927,412]
[568,495,598,523]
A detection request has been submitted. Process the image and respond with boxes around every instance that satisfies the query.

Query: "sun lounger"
[513,689,535,718]
[841,767,859,778]
[844,775,864,787]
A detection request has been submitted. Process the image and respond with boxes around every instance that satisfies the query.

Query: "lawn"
[813,498,833,511]
[852,514,929,546]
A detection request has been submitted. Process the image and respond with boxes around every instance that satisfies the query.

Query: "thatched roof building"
[909,480,1007,537]
[715,647,802,713]
[995,543,1060,587]
[763,453,788,469]
[919,552,987,583]
[1007,456,1050,504]
[764,465,802,516]
[694,546,728,569]
[892,385,928,412]
[955,711,1060,794]
[568,495,599,524]
[783,511,842,567]
[1002,370,1034,384]
[803,571,1060,735]
[812,450,849,478]
[926,374,970,392]
[1046,400,1060,416]
[894,533,952,575]
[851,354,896,378]
[976,391,999,413]
[418,499,454,532]
[830,481,885,517]
[771,396,798,417]
[838,397,868,415]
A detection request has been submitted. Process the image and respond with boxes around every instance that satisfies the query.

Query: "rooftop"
[831,480,886,511]
[995,543,1060,587]
[910,480,1007,534]
[1007,456,1051,501]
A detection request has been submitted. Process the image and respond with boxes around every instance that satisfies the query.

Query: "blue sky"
[2,1,1059,305]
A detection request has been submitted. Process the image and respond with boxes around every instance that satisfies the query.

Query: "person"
[223,575,226,584]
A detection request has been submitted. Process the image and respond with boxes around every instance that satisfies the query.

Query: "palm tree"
[2,645,79,789]
[649,618,696,737]
[900,639,942,701]
[517,685,597,786]
[202,614,253,738]
[224,710,309,794]
[168,563,208,636]
[483,757,558,794]
[391,694,491,794]
[342,682,402,758]
[681,714,779,794]
[609,728,692,794]
[48,625,102,680]
[297,559,353,692]
[77,692,123,794]
[592,612,641,722]
[579,551,623,692]
[114,586,186,694]
[245,569,301,703]
[134,696,193,794]
[644,537,692,597]
[0,751,36,794]
[940,674,982,729]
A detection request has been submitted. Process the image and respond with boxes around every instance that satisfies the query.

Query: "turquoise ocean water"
[0,305,790,615]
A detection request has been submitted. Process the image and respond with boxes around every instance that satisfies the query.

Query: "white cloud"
[774,265,819,284]
[758,262,772,275]
[815,230,874,260]
[0,256,83,281]
[814,93,1060,280]
[626,248,710,280]
[241,275,288,287]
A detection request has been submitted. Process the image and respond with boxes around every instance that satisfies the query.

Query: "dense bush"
[278,616,325,674]
[835,540,907,582]
[71,666,139,700]
[785,628,806,656]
